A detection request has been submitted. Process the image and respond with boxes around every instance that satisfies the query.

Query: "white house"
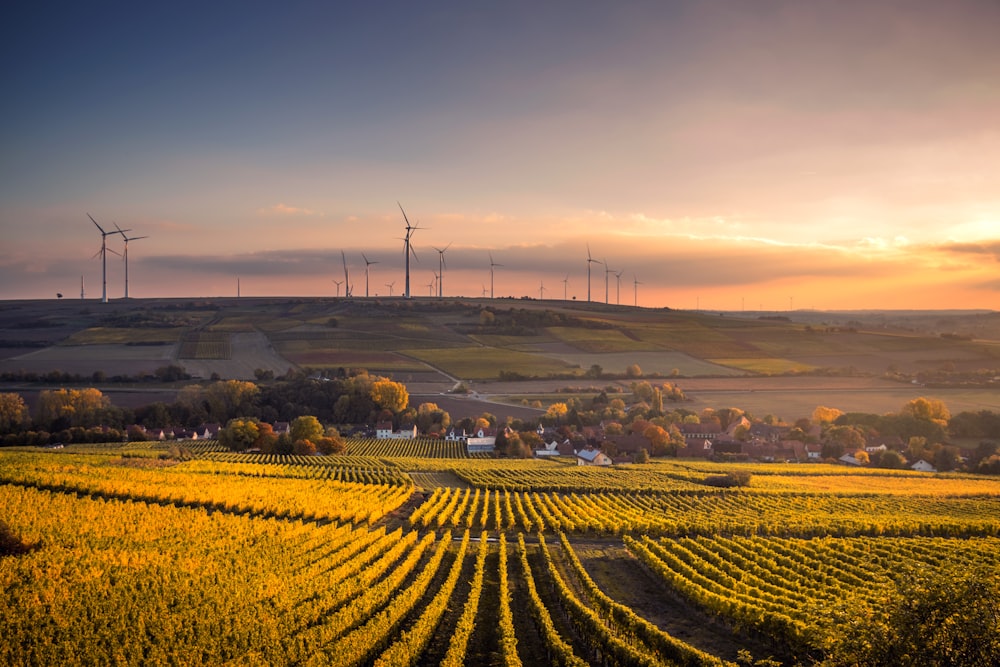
[576,447,612,467]
[911,459,937,473]
[376,421,418,440]
[466,428,497,453]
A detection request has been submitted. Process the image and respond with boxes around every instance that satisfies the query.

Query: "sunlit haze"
[2,1,998,310]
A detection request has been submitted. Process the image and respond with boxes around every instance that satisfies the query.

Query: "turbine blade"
[88,213,105,234]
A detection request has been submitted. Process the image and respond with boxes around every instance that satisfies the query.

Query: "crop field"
[59,326,187,345]
[178,331,231,359]
[708,357,817,374]
[2,445,998,666]
[403,345,581,379]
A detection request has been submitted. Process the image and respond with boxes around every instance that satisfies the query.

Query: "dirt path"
[572,542,789,664]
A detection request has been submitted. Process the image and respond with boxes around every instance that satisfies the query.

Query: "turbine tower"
[586,244,601,302]
[489,252,503,299]
[633,275,642,307]
[615,270,624,305]
[397,202,420,299]
[539,281,545,300]
[385,281,396,297]
[115,223,148,299]
[432,243,450,298]
[562,274,569,300]
[604,259,614,304]
[341,251,352,297]
[88,214,128,303]
[362,253,378,298]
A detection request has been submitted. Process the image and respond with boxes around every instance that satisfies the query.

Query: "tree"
[254,422,279,453]
[290,415,324,444]
[625,363,643,378]
[818,567,1000,667]
[812,405,844,424]
[370,379,409,414]
[543,402,568,425]
[36,388,111,429]
[587,364,603,379]
[219,418,260,451]
[0,393,29,434]
[901,397,951,426]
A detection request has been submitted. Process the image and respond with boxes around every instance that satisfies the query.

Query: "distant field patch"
[710,358,816,374]
[546,326,656,353]
[403,346,578,379]
[61,327,185,345]
[281,350,427,371]
[179,332,231,360]
[544,350,744,377]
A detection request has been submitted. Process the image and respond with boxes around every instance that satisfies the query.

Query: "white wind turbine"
[88,214,128,303]
[432,243,450,298]
[397,202,421,299]
[362,252,378,298]
[586,244,601,303]
[489,252,503,299]
[633,275,643,307]
[115,223,148,299]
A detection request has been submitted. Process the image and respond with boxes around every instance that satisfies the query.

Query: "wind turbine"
[489,252,503,299]
[362,252,378,298]
[385,281,395,297]
[88,214,128,303]
[586,244,602,302]
[481,284,488,298]
[604,259,614,304]
[432,243,450,298]
[427,275,436,297]
[615,270,624,305]
[539,281,546,300]
[332,279,343,297]
[562,274,569,301]
[341,251,352,297]
[115,223,148,299]
[633,275,643,307]
[397,202,421,299]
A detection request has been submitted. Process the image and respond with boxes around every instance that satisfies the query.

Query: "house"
[839,453,864,466]
[804,444,823,460]
[677,439,714,459]
[198,423,221,439]
[576,447,612,467]
[466,427,497,453]
[535,439,562,457]
[376,422,418,440]
[911,459,937,473]
[376,421,394,439]
[273,422,291,436]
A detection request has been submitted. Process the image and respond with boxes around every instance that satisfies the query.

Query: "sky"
[2,0,999,310]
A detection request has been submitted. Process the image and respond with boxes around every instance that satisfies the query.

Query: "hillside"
[2,297,1000,418]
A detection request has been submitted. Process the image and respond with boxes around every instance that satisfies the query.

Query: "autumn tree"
[290,415,324,444]
[543,402,568,425]
[36,388,111,429]
[0,393,29,434]
[204,380,260,423]
[370,378,409,414]
[625,363,643,378]
[812,405,844,424]
[901,397,951,426]
[219,418,261,451]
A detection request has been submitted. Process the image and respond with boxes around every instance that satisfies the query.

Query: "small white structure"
[576,447,612,467]
[535,439,561,457]
[466,428,497,453]
[911,459,937,473]
[376,421,417,440]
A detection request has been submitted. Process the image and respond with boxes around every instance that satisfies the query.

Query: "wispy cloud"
[258,203,321,217]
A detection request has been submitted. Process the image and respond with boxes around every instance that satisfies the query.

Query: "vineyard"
[178,331,232,359]
[1,445,998,665]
